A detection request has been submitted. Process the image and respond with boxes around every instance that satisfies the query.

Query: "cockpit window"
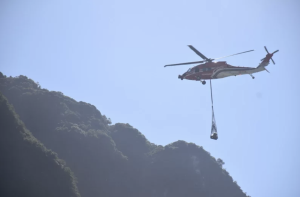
[187,68,192,72]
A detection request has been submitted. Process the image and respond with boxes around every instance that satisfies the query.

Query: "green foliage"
[0,72,5,78]
[110,123,156,160]
[217,158,225,167]
[0,74,249,197]
[0,93,80,197]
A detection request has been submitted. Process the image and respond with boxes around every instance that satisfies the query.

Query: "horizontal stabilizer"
[264,67,270,73]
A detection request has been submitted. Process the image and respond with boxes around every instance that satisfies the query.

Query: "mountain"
[0,72,249,197]
[0,92,80,197]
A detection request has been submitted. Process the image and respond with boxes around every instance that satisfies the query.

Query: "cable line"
[210,80,218,140]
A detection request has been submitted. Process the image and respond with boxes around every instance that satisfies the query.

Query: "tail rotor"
[261,46,279,64]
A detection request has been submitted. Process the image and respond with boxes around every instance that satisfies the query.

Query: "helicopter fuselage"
[166,45,278,82]
[180,61,257,80]
[180,53,273,81]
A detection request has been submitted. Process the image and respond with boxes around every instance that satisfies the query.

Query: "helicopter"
[164,45,279,85]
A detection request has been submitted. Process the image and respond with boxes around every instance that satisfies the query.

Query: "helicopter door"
[195,67,199,72]
[203,67,211,72]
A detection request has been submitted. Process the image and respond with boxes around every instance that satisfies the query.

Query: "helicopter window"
[195,67,199,72]
[203,67,211,71]
[187,68,192,72]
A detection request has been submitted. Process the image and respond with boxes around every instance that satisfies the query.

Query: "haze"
[1,0,299,196]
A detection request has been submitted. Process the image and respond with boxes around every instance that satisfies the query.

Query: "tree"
[217,158,225,168]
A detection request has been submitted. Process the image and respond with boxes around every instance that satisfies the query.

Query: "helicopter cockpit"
[187,68,192,73]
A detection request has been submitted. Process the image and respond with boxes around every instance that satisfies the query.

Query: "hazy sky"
[1,0,299,196]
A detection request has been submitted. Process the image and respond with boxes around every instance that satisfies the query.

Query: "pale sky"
[1,0,300,196]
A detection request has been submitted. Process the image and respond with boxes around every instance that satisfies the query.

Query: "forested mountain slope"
[0,72,249,197]
[0,93,80,197]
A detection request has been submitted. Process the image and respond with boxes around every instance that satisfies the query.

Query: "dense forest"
[0,72,249,197]
[0,92,80,197]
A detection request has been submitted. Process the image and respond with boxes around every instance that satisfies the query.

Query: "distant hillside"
[0,72,249,197]
[0,93,80,197]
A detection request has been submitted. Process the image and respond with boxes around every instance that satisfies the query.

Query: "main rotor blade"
[213,50,254,61]
[187,45,209,61]
[272,50,279,54]
[164,61,204,67]
[264,46,269,54]
[271,58,275,64]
